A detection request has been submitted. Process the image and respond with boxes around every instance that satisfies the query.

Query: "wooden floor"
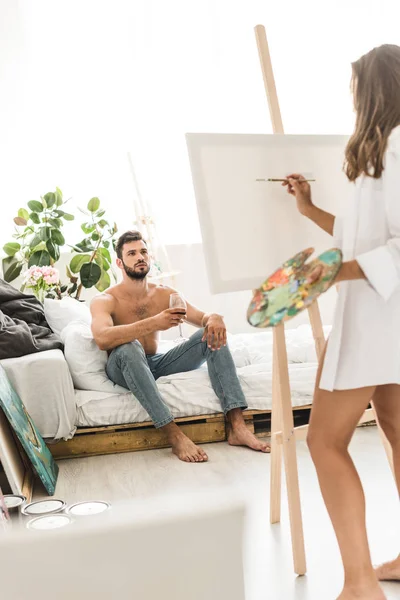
[35,426,399,600]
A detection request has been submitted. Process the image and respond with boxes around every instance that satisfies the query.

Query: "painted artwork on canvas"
[0,365,58,495]
[247,247,342,328]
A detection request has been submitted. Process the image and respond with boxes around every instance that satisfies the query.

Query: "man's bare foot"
[228,423,270,453]
[163,421,208,463]
[375,554,400,581]
[170,432,208,463]
[336,583,386,599]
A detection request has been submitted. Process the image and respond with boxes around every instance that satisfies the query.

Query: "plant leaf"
[95,269,110,292]
[92,232,100,241]
[87,197,100,213]
[28,250,51,268]
[75,239,94,252]
[103,240,110,248]
[46,240,60,262]
[80,262,101,288]
[98,219,108,228]
[62,213,75,221]
[99,247,112,262]
[95,209,106,218]
[49,218,62,229]
[29,212,40,224]
[43,192,55,208]
[3,242,21,257]
[18,208,30,221]
[46,239,57,261]
[70,254,91,273]
[39,227,51,241]
[2,257,23,282]
[67,244,83,253]
[54,210,64,217]
[95,253,110,271]
[51,229,65,246]
[29,234,42,249]
[14,217,27,227]
[81,223,96,234]
[55,188,63,206]
[27,200,44,213]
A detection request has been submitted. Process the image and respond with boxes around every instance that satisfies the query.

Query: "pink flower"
[23,265,60,289]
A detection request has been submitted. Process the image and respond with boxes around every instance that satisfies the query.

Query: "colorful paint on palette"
[247,248,342,328]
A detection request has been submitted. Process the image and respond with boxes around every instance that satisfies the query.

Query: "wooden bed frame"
[48,406,378,460]
[49,406,317,460]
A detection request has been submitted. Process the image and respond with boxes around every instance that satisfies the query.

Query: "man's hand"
[202,314,227,351]
[153,308,186,331]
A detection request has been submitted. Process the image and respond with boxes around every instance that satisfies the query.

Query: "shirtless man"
[91,230,270,463]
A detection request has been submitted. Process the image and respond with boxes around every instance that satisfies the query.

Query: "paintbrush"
[256,178,316,182]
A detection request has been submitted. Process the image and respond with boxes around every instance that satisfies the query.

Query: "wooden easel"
[254,24,394,576]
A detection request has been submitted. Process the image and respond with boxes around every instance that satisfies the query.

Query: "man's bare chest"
[113,296,168,325]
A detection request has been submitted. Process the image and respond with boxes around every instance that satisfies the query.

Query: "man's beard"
[122,261,150,280]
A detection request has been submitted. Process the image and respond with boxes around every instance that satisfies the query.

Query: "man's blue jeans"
[106,328,248,428]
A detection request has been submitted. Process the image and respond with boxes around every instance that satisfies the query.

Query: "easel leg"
[255,22,306,575]
[274,323,307,575]
[307,302,325,361]
[270,349,283,524]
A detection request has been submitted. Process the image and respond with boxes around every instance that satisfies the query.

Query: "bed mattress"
[75,325,328,428]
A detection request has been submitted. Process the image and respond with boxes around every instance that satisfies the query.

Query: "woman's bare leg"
[372,385,400,582]
[307,353,383,598]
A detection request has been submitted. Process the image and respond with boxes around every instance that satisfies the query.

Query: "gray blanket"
[0,279,63,359]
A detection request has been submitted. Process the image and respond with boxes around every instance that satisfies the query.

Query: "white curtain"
[1,0,400,246]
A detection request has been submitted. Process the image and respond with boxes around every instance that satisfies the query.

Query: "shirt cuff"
[356,245,400,301]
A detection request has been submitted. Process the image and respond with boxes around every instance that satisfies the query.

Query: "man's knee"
[113,340,146,362]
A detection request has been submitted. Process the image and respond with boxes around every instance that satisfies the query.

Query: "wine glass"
[169,293,189,343]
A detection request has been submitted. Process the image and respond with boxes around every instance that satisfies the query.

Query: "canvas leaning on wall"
[0,365,58,495]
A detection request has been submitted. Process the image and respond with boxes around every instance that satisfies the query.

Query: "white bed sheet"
[0,349,77,440]
[75,362,317,427]
[76,324,328,428]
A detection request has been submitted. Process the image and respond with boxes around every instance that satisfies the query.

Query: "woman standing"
[285,44,400,600]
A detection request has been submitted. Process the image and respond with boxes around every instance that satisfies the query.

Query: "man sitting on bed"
[91,230,270,463]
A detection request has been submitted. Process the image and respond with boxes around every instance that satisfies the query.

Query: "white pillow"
[44,297,91,336]
[61,322,127,393]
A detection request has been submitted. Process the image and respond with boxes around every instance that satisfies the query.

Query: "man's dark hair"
[115,230,147,259]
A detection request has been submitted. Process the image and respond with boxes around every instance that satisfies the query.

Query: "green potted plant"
[2,187,74,286]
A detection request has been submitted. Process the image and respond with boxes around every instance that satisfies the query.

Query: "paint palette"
[247,247,342,328]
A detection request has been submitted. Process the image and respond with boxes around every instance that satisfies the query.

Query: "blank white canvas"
[186,133,351,294]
